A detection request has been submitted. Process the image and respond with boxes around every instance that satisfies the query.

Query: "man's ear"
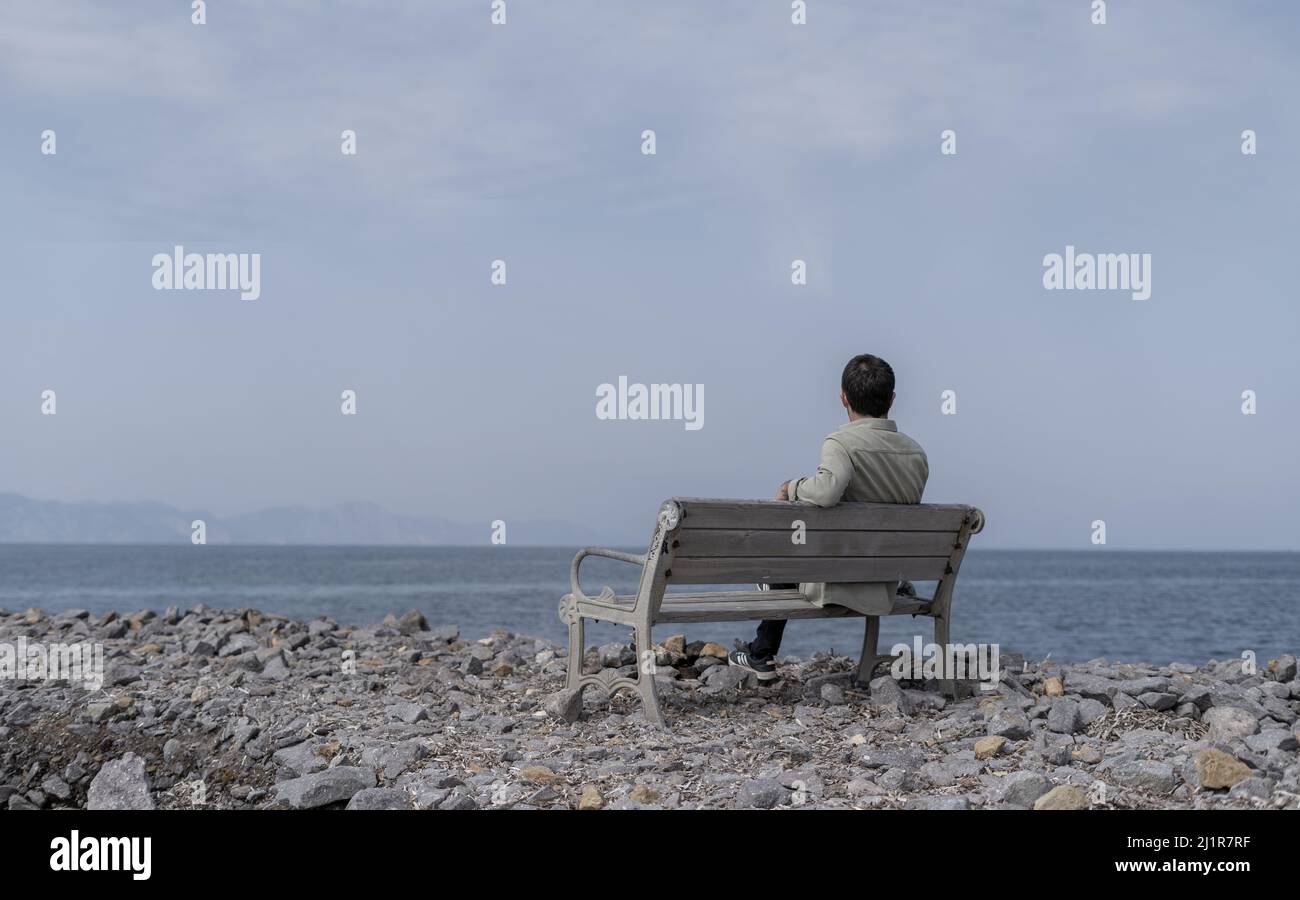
[888,391,896,414]
[840,390,850,410]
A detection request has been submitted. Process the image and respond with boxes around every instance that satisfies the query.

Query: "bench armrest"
[569,547,647,605]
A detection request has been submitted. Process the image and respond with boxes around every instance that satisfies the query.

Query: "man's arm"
[785,437,852,508]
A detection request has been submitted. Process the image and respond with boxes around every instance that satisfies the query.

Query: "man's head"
[840,354,895,419]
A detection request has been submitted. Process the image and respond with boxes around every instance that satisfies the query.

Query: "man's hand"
[775,481,791,501]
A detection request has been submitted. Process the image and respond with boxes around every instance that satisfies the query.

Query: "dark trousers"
[749,584,798,659]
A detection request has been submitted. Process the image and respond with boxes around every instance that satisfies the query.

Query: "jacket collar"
[840,417,897,433]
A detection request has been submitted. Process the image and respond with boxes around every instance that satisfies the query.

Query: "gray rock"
[346,787,412,810]
[360,740,428,780]
[1046,698,1082,734]
[307,618,336,636]
[777,770,825,802]
[904,795,970,810]
[428,624,460,644]
[857,746,925,771]
[87,753,155,810]
[275,766,377,809]
[1181,685,1213,711]
[1138,692,1178,711]
[385,702,428,724]
[1259,681,1292,700]
[1118,676,1172,696]
[870,676,915,715]
[396,609,429,634]
[920,758,984,786]
[272,741,329,777]
[438,788,477,810]
[903,689,947,712]
[104,662,142,687]
[227,650,262,671]
[702,665,753,691]
[987,708,1031,740]
[218,633,259,657]
[1203,706,1260,742]
[735,778,785,809]
[1244,730,1298,753]
[1227,776,1274,801]
[846,777,885,798]
[598,643,634,668]
[820,683,846,705]
[1206,685,1267,718]
[1106,760,1177,794]
[411,785,450,809]
[1259,696,1296,724]
[876,768,913,792]
[1112,692,1141,712]
[1065,673,1118,703]
[260,653,291,680]
[995,771,1052,807]
[1078,698,1108,725]
[40,775,71,802]
[544,686,585,723]
[1272,654,1297,683]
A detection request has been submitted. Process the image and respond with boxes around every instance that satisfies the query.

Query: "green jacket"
[786,417,929,615]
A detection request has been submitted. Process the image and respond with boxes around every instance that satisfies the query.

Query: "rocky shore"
[1,604,1297,810]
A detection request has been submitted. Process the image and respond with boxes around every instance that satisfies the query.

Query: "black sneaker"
[728,648,778,681]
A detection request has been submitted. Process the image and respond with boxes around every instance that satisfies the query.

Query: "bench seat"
[581,589,933,623]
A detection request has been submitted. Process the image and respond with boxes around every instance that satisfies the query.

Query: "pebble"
[346,787,412,810]
[275,767,377,809]
[1195,749,1252,790]
[87,753,155,810]
[1203,706,1260,742]
[1033,784,1088,810]
[735,778,785,809]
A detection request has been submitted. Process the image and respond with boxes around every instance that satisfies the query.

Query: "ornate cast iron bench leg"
[559,595,585,695]
[635,622,666,729]
[557,595,667,729]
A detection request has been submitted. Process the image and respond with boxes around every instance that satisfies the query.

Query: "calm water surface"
[1,546,1296,664]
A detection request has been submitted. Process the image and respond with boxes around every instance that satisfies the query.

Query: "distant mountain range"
[0,493,600,546]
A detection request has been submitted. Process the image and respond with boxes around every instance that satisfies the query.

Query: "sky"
[1,0,1297,549]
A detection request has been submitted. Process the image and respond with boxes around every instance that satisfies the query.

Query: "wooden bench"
[558,498,985,728]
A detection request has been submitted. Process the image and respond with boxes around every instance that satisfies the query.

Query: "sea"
[1,546,1296,665]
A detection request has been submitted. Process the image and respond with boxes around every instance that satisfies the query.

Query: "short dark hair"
[841,354,895,417]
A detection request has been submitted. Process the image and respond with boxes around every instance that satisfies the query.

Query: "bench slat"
[659,600,861,623]
[654,591,931,622]
[674,499,971,532]
[677,528,957,558]
[667,555,951,584]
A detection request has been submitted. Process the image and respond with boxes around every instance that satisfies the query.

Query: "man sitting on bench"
[728,353,930,681]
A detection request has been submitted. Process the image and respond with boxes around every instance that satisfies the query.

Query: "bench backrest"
[659,498,984,585]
